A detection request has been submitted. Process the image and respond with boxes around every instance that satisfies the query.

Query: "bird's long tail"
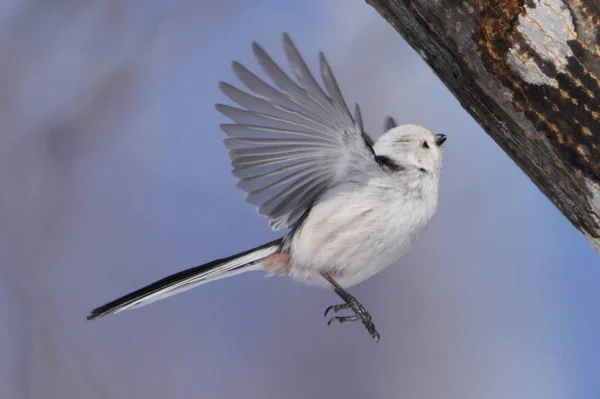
[87,238,283,320]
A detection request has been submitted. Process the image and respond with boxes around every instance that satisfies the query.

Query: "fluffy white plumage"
[87,34,446,333]
[287,124,443,287]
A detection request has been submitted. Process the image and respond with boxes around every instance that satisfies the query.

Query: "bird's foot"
[324,294,380,342]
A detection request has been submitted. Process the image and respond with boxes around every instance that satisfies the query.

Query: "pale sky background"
[1,1,599,399]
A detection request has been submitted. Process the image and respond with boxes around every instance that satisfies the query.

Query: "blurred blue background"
[1,1,599,398]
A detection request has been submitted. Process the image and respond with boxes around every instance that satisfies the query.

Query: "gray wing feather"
[318,53,353,123]
[282,34,332,110]
[217,33,377,230]
[355,103,376,148]
[385,116,397,132]
[354,103,364,133]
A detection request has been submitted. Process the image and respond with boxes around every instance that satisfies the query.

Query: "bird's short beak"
[435,134,447,147]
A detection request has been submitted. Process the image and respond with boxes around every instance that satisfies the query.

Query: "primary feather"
[217,33,378,230]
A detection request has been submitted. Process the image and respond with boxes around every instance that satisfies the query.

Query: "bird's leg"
[321,272,380,342]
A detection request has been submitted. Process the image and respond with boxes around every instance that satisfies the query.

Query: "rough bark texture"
[367,0,600,252]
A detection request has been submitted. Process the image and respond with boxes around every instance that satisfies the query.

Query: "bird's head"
[374,124,446,175]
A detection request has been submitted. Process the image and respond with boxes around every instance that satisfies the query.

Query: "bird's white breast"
[288,171,439,287]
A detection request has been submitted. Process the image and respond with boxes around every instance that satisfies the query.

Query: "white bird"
[87,33,447,341]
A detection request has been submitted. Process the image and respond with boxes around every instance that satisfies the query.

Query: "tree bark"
[366,0,600,252]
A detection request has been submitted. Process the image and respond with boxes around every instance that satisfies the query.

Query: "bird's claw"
[327,315,358,326]
[324,295,380,342]
[324,303,350,318]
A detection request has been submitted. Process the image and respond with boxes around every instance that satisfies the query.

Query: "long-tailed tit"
[87,33,447,341]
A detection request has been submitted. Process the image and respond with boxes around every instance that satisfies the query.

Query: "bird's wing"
[216,33,379,230]
[384,116,397,132]
[354,103,376,148]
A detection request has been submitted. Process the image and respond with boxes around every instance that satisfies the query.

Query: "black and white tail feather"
[87,239,282,320]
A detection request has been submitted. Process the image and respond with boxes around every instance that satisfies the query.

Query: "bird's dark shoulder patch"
[376,155,404,172]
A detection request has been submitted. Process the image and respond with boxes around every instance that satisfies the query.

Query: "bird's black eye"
[422,141,430,149]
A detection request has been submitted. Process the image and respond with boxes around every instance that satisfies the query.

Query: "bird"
[87,33,447,341]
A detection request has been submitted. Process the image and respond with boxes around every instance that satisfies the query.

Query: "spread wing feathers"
[384,116,398,132]
[216,33,378,230]
[355,103,375,147]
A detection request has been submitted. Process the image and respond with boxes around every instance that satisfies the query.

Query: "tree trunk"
[366,0,600,252]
